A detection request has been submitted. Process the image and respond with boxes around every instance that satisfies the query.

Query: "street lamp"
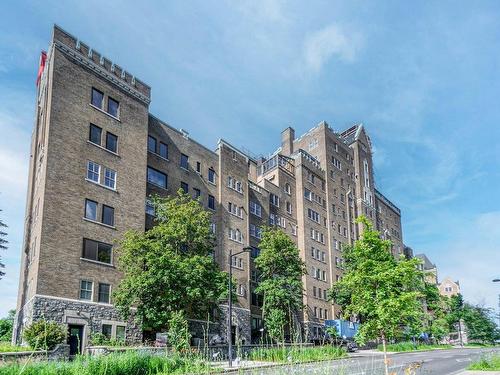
[493,279,500,329]
[227,246,252,368]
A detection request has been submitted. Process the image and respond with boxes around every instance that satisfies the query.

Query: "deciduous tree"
[114,191,228,332]
[329,217,425,375]
[255,226,306,343]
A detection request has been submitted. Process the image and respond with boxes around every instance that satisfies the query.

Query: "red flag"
[36,51,47,86]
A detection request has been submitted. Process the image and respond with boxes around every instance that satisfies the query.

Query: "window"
[91,88,104,108]
[159,142,168,159]
[116,326,126,342]
[270,193,280,207]
[148,136,157,153]
[286,201,292,214]
[107,97,119,117]
[229,228,243,243]
[80,280,93,300]
[106,132,117,153]
[196,161,201,173]
[308,208,320,223]
[284,183,291,195]
[181,181,189,193]
[104,168,116,189]
[227,176,243,193]
[249,201,262,217]
[193,188,201,199]
[102,205,114,226]
[180,153,189,170]
[147,167,167,188]
[250,224,262,239]
[145,200,155,216]
[89,124,102,145]
[313,286,317,297]
[251,247,260,258]
[87,161,100,182]
[82,238,112,264]
[291,224,297,236]
[102,324,112,339]
[208,195,215,210]
[84,199,98,221]
[208,168,215,184]
[98,283,110,303]
[304,189,312,201]
[210,223,216,234]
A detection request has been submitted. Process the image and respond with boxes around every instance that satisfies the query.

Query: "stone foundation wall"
[14,295,142,347]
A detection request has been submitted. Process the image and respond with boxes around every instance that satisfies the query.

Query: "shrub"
[23,320,66,350]
[168,311,191,353]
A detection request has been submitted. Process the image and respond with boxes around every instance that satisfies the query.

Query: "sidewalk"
[458,372,500,375]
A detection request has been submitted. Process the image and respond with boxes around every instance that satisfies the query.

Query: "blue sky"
[0,0,499,318]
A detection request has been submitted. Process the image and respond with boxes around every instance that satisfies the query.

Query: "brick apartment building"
[13,25,404,351]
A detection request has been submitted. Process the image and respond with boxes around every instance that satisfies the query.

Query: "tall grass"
[0,351,216,375]
[0,342,32,353]
[377,341,452,352]
[248,345,346,363]
[468,353,500,371]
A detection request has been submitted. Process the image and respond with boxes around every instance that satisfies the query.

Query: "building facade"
[438,277,461,298]
[13,25,404,349]
[415,253,439,285]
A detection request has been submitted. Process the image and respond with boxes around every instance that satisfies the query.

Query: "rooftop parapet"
[52,25,151,105]
[258,154,295,176]
[374,188,401,215]
[293,149,322,172]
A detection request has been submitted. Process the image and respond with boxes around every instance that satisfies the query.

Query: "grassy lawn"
[248,345,346,363]
[468,353,500,371]
[0,341,32,353]
[377,341,453,352]
[0,351,217,375]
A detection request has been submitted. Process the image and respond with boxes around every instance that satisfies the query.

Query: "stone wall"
[16,295,142,348]
[0,344,70,364]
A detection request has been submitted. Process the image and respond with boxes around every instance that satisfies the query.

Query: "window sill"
[86,178,118,193]
[83,217,116,230]
[228,212,244,220]
[228,238,244,244]
[208,180,216,186]
[80,257,115,268]
[89,104,121,122]
[180,166,189,172]
[147,181,168,190]
[148,150,169,162]
[208,207,216,212]
[87,140,120,157]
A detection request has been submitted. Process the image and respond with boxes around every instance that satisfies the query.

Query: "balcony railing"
[258,154,295,176]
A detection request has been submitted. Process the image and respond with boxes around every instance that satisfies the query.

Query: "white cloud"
[303,24,362,73]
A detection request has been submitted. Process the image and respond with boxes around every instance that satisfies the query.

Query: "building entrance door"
[67,324,84,355]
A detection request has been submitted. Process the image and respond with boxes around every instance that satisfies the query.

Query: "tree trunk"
[381,333,389,375]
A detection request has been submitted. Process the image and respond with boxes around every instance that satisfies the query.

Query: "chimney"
[281,127,295,156]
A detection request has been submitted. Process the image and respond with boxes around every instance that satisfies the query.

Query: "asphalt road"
[241,347,500,375]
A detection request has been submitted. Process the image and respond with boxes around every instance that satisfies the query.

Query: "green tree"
[463,304,499,344]
[255,226,306,343]
[430,318,450,341]
[23,320,66,350]
[0,309,15,342]
[114,191,228,332]
[329,217,425,375]
[423,283,450,342]
[0,209,8,279]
